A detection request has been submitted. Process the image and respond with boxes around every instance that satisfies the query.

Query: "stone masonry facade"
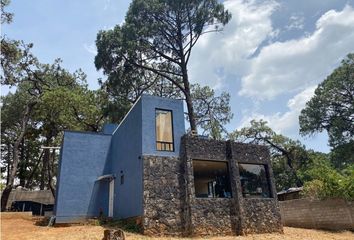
[142,135,283,236]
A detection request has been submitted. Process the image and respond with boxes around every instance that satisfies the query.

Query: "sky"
[2,0,354,153]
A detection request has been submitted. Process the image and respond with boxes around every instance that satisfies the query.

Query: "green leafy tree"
[192,84,233,139]
[299,54,354,168]
[95,0,231,131]
[1,65,107,203]
[0,84,38,210]
[229,120,308,190]
[300,153,354,200]
[330,142,354,169]
[1,0,108,207]
[100,77,182,123]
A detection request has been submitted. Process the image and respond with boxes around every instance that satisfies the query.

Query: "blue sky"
[2,0,354,153]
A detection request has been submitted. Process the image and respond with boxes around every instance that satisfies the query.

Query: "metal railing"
[156,141,174,151]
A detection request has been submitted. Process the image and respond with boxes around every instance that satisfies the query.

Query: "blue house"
[55,95,283,236]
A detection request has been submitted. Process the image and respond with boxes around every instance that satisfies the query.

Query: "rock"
[103,229,125,240]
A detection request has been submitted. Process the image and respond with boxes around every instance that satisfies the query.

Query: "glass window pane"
[239,163,271,198]
[156,109,174,151]
[193,160,232,198]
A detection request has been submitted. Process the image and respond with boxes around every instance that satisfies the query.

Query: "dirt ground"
[1,214,353,240]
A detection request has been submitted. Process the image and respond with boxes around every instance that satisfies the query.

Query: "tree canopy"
[192,84,233,139]
[229,120,307,190]
[299,53,354,169]
[95,0,231,131]
[0,0,109,209]
[299,53,354,148]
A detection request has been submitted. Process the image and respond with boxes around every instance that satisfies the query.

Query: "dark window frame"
[155,108,175,152]
[238,163,273,199]
[192,159,233,199]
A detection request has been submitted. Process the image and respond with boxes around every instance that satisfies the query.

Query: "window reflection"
[193,160,232,198]
[239,163,271,198]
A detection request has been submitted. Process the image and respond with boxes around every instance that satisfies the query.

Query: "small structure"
[277,187,303,201]
[55,95,282,236]
[6,189,54,215]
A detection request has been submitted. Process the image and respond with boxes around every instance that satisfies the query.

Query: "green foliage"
[192,84,233,139]
[95,0,231,130]
[1,59,107,190]
[230,120,354,199]
[330,141,354,169]
[229,120,307,190]
[301,159,354,200]
[99,218,142,233]
[299,54,354,148]
[299,54,354,170]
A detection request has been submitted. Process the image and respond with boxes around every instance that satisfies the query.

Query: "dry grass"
[1,214,353,240]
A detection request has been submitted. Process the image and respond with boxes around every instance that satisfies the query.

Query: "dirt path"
[1,216,353,240]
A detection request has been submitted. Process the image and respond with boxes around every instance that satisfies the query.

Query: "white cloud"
[239,86,317,135]
[239,5,354,99]
[189,0,279,88]
[286,13,305,30]
[83,43,97,55]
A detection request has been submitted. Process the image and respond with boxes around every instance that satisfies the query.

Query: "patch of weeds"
[101,218,142,233]
[34,216,50,226]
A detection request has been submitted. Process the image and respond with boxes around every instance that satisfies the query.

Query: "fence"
[279,198,354,230]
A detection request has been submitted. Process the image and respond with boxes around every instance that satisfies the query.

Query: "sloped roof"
[6,189,54,208]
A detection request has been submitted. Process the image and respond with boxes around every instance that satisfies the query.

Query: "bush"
[301,161,354,200]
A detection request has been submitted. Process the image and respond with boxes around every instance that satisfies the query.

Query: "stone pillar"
[142,155,184,236]
[228,142,283,234]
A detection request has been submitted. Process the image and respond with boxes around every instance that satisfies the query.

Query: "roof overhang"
[96,174,115,181]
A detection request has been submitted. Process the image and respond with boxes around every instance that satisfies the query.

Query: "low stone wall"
[280,198,354,230]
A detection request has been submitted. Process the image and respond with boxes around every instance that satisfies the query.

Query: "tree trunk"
[6,143,11,186]
[25,150,44,189]
[1,102,35,211]
[175,16,197,133]
[47,149,56,198]
[184,85,197,132]
[19,138,26,187]
[265,139,303,187]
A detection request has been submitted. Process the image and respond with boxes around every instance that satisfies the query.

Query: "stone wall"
[142,136,283,236]
[228,141,283,234]
[242,199,283,234]
[190,198,234,236]
[280,198,354,230]
[142,155,184,236]
[181,137,236,236]
[181,136,283,236]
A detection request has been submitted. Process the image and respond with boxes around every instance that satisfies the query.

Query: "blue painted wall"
[55,95,185,222]
[141,95,185,157]
[108,95,185,219]
[108,99,143,219]
[55,131,112,223]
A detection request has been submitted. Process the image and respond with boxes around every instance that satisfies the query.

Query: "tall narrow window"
[156,109,174,151]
